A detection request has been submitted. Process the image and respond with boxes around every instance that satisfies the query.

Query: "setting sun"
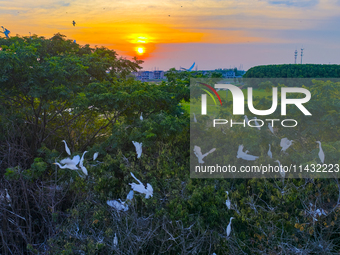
[137,47,144,54]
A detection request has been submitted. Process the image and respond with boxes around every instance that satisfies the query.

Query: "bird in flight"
[72,20,76,26]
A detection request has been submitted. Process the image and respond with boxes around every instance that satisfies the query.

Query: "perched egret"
[237,145,259,161]
[62,140,71,155]
[113,233,118,248]
[140,112,143,121]
[93,152,99,161]
[72,20,76,26]
[244,115,249,125]
[193,146,216,164]
[280,138,293,152]
[268,144,272,158]
[316,141,325,163]
[132,141,143,158]
[126,190,134,200]
[226,217,234,237]
[54,155,80,170]
[129,172,153,199]
[225,191,231,209]
[5,188,11,205]
[193,113,197,123]
[107,199,129,211]
[79,151,88,176]
[275,160,285,178]
[268,123,274,134]
[253,117,261,130]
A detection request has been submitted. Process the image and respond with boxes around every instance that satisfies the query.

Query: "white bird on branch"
[280,138,293,152]
[93,152,99,161]
[62,140,71,155]
[54,155,80,170]
[268,123,274,134]
[126,190,134,200]
[79,151,88,176]
[132,141,142,158]
[193,113,197,123]
[236,145,259,161]
[140,112,143,121]
[244,115,249,126]
[268,144,272,158]
[193,146,216,164]
[226,217,234,237]
[113,233,118,248]
[316,141,325,163]
[5,188,11,206]
[225,191,231,209]
[107,199,129,211]
[253,117,261,130]
[275,160,285,178]
[129,172,153,199]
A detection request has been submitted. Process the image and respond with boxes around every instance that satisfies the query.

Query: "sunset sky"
[1,0,340,70]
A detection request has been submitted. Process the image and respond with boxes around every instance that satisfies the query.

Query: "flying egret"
[79,151,88,176]
[280,138,293,152]
[140,112,143,121]
[244,115,249,126]
[72,20,76,26]
[268,144,272,158]
[268,123,274,134]
[253,117,261,130]
[226,217,234,237]
[54,155,80,170]
[193,113,197,123]
[193,146,216,164]
[129,172,153,199]
[275,160,285,178]
[113,233,118,248]
[225,191,231,209]
[126,190,134,200]
[316,141,325,163]
[236,145,259,161]
[132,141,142,158]
[93,152,99,161]
[107,199,129,211]
[62,140,71,155]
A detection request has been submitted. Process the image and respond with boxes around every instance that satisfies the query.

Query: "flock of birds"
[193,113,325,179]
[192,112,326,239]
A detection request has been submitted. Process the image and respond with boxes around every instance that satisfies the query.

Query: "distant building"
[132,70,165,81]
[223,70,235,78]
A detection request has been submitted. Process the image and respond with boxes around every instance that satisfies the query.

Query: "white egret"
[79,151,88,176]
[316,141,325,163]
[5,188,11,205]
[193,146,216,164]
[93,152,99,161]
[236,145,259,161]
[280,138,293,152]
[226,217,234,237]
[225,191,231,209]
[62,140,71,155]
[129,172,153,199]
[132,141,143,158]
[244,115,249,125]
[268,123,274,134]
[268,144,272,158]
[275,160,285,178]
[140,112,143,121]
[54,155,80,170]
[107,199,129,211]
[126,190,134,200]
[113,233,118,248]
[254,117,261,130]
[193,113,197,123]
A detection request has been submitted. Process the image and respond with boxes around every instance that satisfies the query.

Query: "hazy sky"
[1,0,340,70]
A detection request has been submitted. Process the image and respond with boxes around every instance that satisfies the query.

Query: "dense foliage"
[0,34,340,255]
